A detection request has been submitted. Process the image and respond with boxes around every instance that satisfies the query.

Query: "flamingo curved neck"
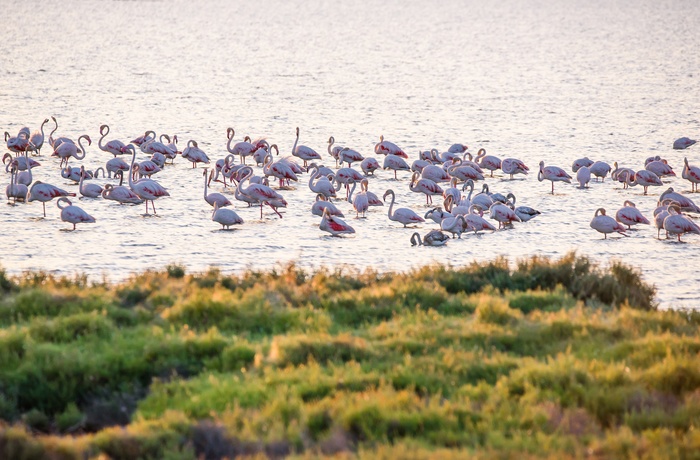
[75,136,88,160]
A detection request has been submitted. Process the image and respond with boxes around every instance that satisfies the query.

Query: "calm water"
[1,0,699,308]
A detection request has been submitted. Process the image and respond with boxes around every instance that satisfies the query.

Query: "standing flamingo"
[448,143,468,154]
[101,183,143,205]
[682,158,700,192]
[463,205,497,234]
[501,157,529,179]
[98,124,127,156]
[374,135,408,158]
[571,157,594,173]
[211,202,243,229]
[327,136,344,166]
[576,166,591,188]
[27,181,76,216]
[338,147,364,167]
[646,159,675,178]
[348,179,369,218]
[237,167,286,219]
[319,208,355,236]
[361,157,381,176]
[291,127,321,167]
[383,189,425,227]
[263,152,298,188]
[411,230,450,246]
[53,134,90,167]
[27,118,50,155]
[538,161,572,194]
[128,164,170,214]
[663,205,700,242]
[5,166,28,203]
[57,197,95,230]
[16,151,34,186]
[203,169,232,207]
[308,165,336,199]
[79,166,103,198]
[505,194,540,222]
[409,172,443,205]
[181,140,210,168]
[383,154,410,179]
[489,202,521,229]
[311,194,344,217]
[589,161,612,181]
[475,148,501,177]
[590,208,627,239]
[615,201,650,229]
[361,179,383,206]
[620,170,662,195]
[440,215,468,238]
[226,128,256,165]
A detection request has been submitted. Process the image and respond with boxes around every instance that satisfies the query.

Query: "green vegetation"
[1,253,699,459]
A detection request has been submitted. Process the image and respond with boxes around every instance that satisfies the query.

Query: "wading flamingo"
[383,189,424,227]
[590,208,627,239]
[57,197,95,230]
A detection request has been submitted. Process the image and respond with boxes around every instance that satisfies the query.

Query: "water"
[1,0,699,308]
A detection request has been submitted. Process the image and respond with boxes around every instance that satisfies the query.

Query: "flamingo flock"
[2,117,699,248]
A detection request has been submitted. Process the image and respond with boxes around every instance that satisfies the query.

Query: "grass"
[2,252,698,459]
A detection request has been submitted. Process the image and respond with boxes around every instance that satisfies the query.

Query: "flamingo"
[16,152,34,186]
[443,178,462,205]
[348,179,369,218]
[444,194,470,216]
[263,152,298,188]
[105,156,130,178]
[411,230,450,246]
[338,147,364,167]
[327,136,344,166]
[57,197,95,230]
[308,165,336,199]
[374,135,407,158]
[311,194,344,217]
[334,165,365,198]
[123,144,160,179]
[361,157,380,176]
[203,169,232,208]
[102,183,143,205]
[611,162,635,183]
[27,181,76,216]
[361,179,383,207]
[673,137,697,150]
[682,157,700,192]
[128,163,170,214]
[489,202,521,229]
[164,135,180,164]
[440,215,468,238]
[307,162,335,177]
[53,134,90,167]
[645,159,675,178]
[211,201,243,230]
[571,157,594,172]
[409,171,443,205]
[5,167,28,203]
[98,124,127,157]
[576,166,591,188]
[463,205,497,234]
[590,208,627,239]
[79,166,103,198]
[620,170,662,195]
[130,130,155,147]
[47,117,76,150]
[432,149,461,164]
[538,161,572,194]
[461,152,484,173]
[663,205,700,242]
[61,165,90,182]
[447,159,484,182]
[424,207,453,224]
[27,118,50,156]
[319,208,355,236]
[383,189,424,227]
[383,154,410,179]
[237,167,286,218]
[226,128,256,165]
[4,131,30,155]
[468,182,494,210]
[654,201,673,239]
[291,127,321,167]
[615,201,650,229]
[505,194,540,222]
[412,158,432,173]
[421,164,451,183]
[589,161,612,181]
[448,143,468,154]
[475,148,501,177]
[501,157,529,179]
[181,140,210,168]
[659,187,700,213]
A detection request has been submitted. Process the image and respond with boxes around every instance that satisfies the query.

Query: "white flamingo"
[308,165,336,199]
[53,134,90,167]
[590,208,627,239]
[501,157,529,179]
[374,135,407,158]
[212,202,243,229]
[411,230,450,246]
[421,164,451,183]
[181,140,210,168]
[319,208,355,236]
[409,171,443,205]
[538,161,572,194]
[237,167,287,218]
[682,157,700,192]
[16,152,34,186]
[348,179,369,218]
[440,215,468,238]
[589,161,612,181]
[203,169,232,208]
[475,148,501,177]
[383,154,410,179]
[663,205,700,242]
[79,166,103,198]
[27,118,50,156]
[383,189,425,227]
[57,197,95,230]
[5,167,28,203]
[361,157,380,176]
[505,194,541,222]
[311,194,344,217]
[576,166,591,188]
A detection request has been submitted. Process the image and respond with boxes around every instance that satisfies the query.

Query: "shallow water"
[1,0,699,308]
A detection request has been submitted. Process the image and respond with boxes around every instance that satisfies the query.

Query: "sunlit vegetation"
[2,253,699,459]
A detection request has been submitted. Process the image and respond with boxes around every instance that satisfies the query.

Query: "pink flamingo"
[308,165,336,199]
[312,194,344,217]
[361,157,380,176]
[383,154,410,179]
[615,201,650,229]
[226,128,256,165]
[16,151,34,186]
[263,152,298,188]
[589,161,611,181]
[319,208,355,236]
[410,172,443,205]
[576,166,591,188]
[361,179,383,207]
[291,127,321,167]
[440,215,468,238]
[411,230,450,246]
[181,140,210,168]
[27,118,50,156]
[501,157,529,179]
[447,159,484,182]
[383,189,424,227]
[334,165,365,198]
[420,164,451,183]
[463,205,497,234]
[57,197,95,230]
[5,166,28,203]
[4,130,30,155]
[53,134,90,167]
[27,181,76,216]
[327,136,344,166]
[663,205,700,242]
[645,159,675,178]
[237,167,286,219]
[102,183,143,205]
[590,208,627,239]
[374,135,408,158]
[571,157,594,172]
[489,202,521,229]
[338,147,364,167]
[475,148,501,177]
[659,187,700,213]
[620,170,662,195]
[348,179,369,218]
[79,166,103,198]
[682,157,700,192]
[538,161,572,194]
[130,130,155,147]
[448,143,468,154]
[98,124,127,157]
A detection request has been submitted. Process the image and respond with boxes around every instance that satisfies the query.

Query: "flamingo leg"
[551,182,554,194]
[152,200,157,214]
[260,203,264,219]
[43,202,46,217]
